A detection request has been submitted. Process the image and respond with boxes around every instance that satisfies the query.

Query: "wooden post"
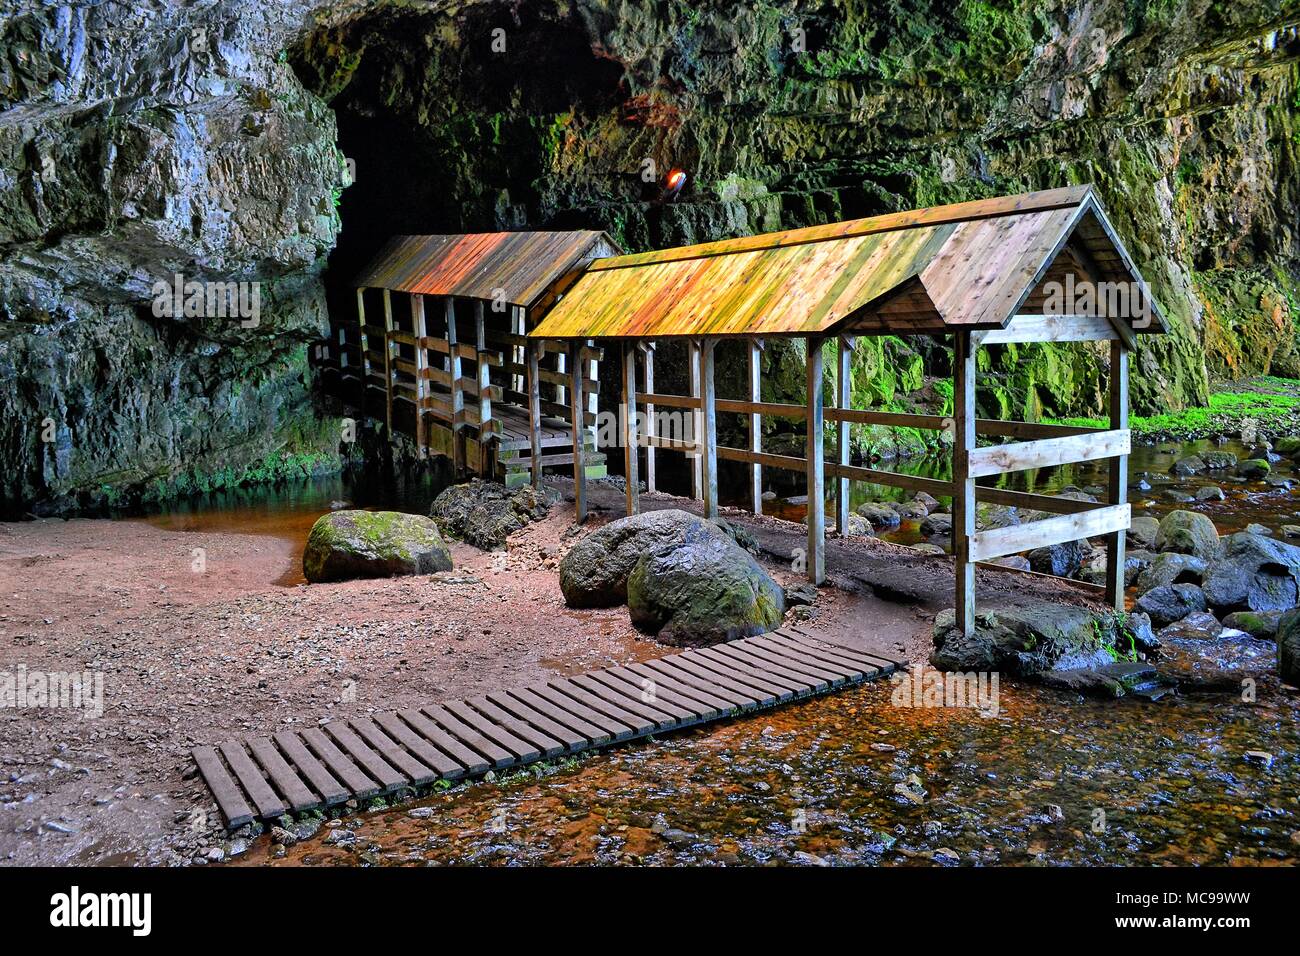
[528,338,543,489]
[410,293,428,457]
[953,331,977,637]
[689,340,704,500]
[699,338,718,519]
[806,337,825,585]
[622,341,640,516]
[475,300,492,463]
[381,289,395,434]
[1105,340,1129,610]
[642,342,656,493]
[446,298,463,474]
[569,342,587,522]
[836,335,853,536]
[748,338,763,514]
[355,288,368,418]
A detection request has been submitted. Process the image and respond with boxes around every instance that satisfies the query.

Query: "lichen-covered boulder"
[1134,551,1207,594]
[855,501,901,530]
[559,509,736,608]
[931,599,1119,677]
[1135,583,1207,626]
[1028,539,1087,578]
[1201,532,1300,613]
[976,504,1020,531]
[1222,609,1283,639]
[919,512,952,537]
[1171,455,1205,476]
[627,536,785,646]
[430,478,551,551]
[1154,510,1220,560]
[1278,609,1300,686]
[1127,516,1160,550]
[303,510,452,582]
[1237,458,1271,479]
[1200,451,1238,470]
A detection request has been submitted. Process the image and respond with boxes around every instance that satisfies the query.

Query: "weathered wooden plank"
[373,712,467,780]
[827,461,953,498]
[689,341,703,499]
[349,717,439,786]
[246,736,320,812]
[748,337,763,514]
[507,686,619,745]
[975,485,1106,515]
[634,658,755,712]
[550,678,659,736]
[971,503,1131,562]
[747,637,856,686]
[1106,340,1129,610]
[636,391,700,410]
[605,666,719,722]
[570,344,587,522]
[218,741,288,820]
[650,655,773,708]
[967,428,1130,478]
[573,672,681,727]
[421,703,516,768]
[485,690,588,752]
[975,314,1119,344]
[526,683,637,741]
[700,338,719,519]
[726,640,837,690]
[397,709,490,776]
[788,628,902,673]
[835,336,851,536]
[806,337,825,585]
[953,330,977,638]
[778,634,884,676]
[527,337,543,489]
[273,732,349,806]
[622,341,640,516]
[441,699,542,763]
[696,645,807,698]
[324,722,408,792]
[583,670,699,725]
[679,648,799,702]
[300,727,381,800]
[621,661,738,716]
[193,746,254,828]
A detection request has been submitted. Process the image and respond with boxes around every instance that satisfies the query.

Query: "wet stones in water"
[1278,609,1300,686]
[1201,531,1300,614]
[559,509,740,607]
[1127,611,1161,654]
[1222,609,1283,639]
[888,500,928,520]
[1171,455,1205,476]
[1237,459,1271,479]
[930,599,1116,677]
[1155,509,1220,560]
[1041,661,1163,699]
[1164,490,1196,504]
[913,491,943,514]
[1157,624,1277,692]
[856,501,901,530]
[1134,552,1206,594]
[1028,539,1087,578]
[429,478,553,551]
[1274,436,1300,458]
[1135,583,1207,627]
[627,535,785,646]
[1200,451,1238,470]
[1194,485,1225,502]
[976,504,1020,531]
[1127,516,1160,550]
[302,510,453,583]
[1155,610,1225,641]
[920,512,952,537]
[1284,525,1300,539]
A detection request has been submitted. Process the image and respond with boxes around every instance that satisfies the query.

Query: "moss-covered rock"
[429,478,551,551]
[1155,510,1221,560]
[303,510,452,582]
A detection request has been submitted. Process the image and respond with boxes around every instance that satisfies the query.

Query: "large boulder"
[931,598,1119,677]
[627,536,785,646]
[1154,510,1220,560]
[1134,551,1207,594]
[559,509,737,608]
[429,479,551,551]
[855,502,901,530]
[1201,532,1300,614]
[1028,539,1087,578]
[1126,516,1160,550]
[303,511,452,583]
[1279,609,1300,686]
[1135,583,1207,626]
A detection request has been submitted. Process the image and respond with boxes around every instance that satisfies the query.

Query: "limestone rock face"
[303,510,452,582]
[627,535,785,646]
[559,509,736,607]
[430,479,552,551]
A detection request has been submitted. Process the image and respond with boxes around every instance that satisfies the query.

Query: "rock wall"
[2,0,1297,511]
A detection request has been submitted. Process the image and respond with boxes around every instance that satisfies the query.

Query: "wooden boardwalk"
[193,627,902,828]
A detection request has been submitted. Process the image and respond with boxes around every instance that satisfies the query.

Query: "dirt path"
[0,478,1091,865]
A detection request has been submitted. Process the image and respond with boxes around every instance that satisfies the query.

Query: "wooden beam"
[1105,341,1129,610]
[953,331,977,639]
[475,301,493,448]
[967,428,1130,478]
[355,288,368,418]
[638,392,702,410]
[642,342,656,493]
[411,294,428,457]
[622,341,640,516]
[748,337,763,515]
[699,339,718,519]
[806,338,825,585]
[570,343,587,523]
[974,314,1119,345]
[528,335,543,490]
[689,340,704,500]
[381,290,396,435]
[445,298,463,473]
[828,462,951,498]
[974,485,1106,515]
[835,336,852,536]
[971,503,1131,562]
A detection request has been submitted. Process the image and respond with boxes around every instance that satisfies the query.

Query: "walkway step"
[193,628,902,828]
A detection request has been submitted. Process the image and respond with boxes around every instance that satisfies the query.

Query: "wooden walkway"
[193,627,902,828]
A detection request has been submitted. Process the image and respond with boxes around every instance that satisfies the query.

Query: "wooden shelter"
[337,230,620,482]
[529,185,1166,637]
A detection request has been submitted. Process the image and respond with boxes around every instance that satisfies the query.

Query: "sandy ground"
[0,478,1086,866]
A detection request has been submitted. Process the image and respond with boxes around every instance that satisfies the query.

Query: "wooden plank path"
[192,627,903,828]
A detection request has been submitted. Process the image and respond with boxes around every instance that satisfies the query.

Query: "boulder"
[1237,458,1271,479]
[1028,539,1087,578]
[1127,611,1161,655]
[989,555,1032,571]
[1201,532,1300,614]
[1171,455,1204,476]
[856,502,901,530]
[1041,662,1160,698]
[302,511,452,583]
[429,479,551,551]
[1279,609,1300,686]
[627,536,785,645]
[1135,583,1207,626]
[1154,509,1220,560]
[1126,516,1159,550]
[976,504,1020,530]
[1157,631,1277,692]
[919,513,952,537]
[1153,610,1223,641]
[1134,551,1207,594]
[1194,485,1225,502]
[1200,451,1238,470]
[910,542,946,555]
[887,500,928,520]
[913,492,943,513]
[559,509,736,608]
[1274,436,1300,457]
[1245,522,1273,537]
[931,598,1118,677]
[1222,610,1283,639]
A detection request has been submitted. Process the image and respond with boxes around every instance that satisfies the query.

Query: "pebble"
[793,850,829,866]
[1244,750,1274,768]
[408,807,435,819]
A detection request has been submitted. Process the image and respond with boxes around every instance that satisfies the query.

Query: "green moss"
[1049,380,1300,438]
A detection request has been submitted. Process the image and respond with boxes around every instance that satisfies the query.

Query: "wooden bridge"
[193,627,902,828]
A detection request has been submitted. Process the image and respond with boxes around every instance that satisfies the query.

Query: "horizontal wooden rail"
[717,445,804,472]
[970,503,1130,562]
[976,314,1119,345]
[973,485,1106,515]
[642,434,700,453]
[637,392,701,410]
[828,462,951,497]
[968,428,1129,478]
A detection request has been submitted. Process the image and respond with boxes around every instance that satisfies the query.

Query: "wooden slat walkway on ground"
[193,627,902,828]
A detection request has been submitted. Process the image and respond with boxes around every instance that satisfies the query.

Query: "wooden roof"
[353,231,620,313]
[529,186,1165,339]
